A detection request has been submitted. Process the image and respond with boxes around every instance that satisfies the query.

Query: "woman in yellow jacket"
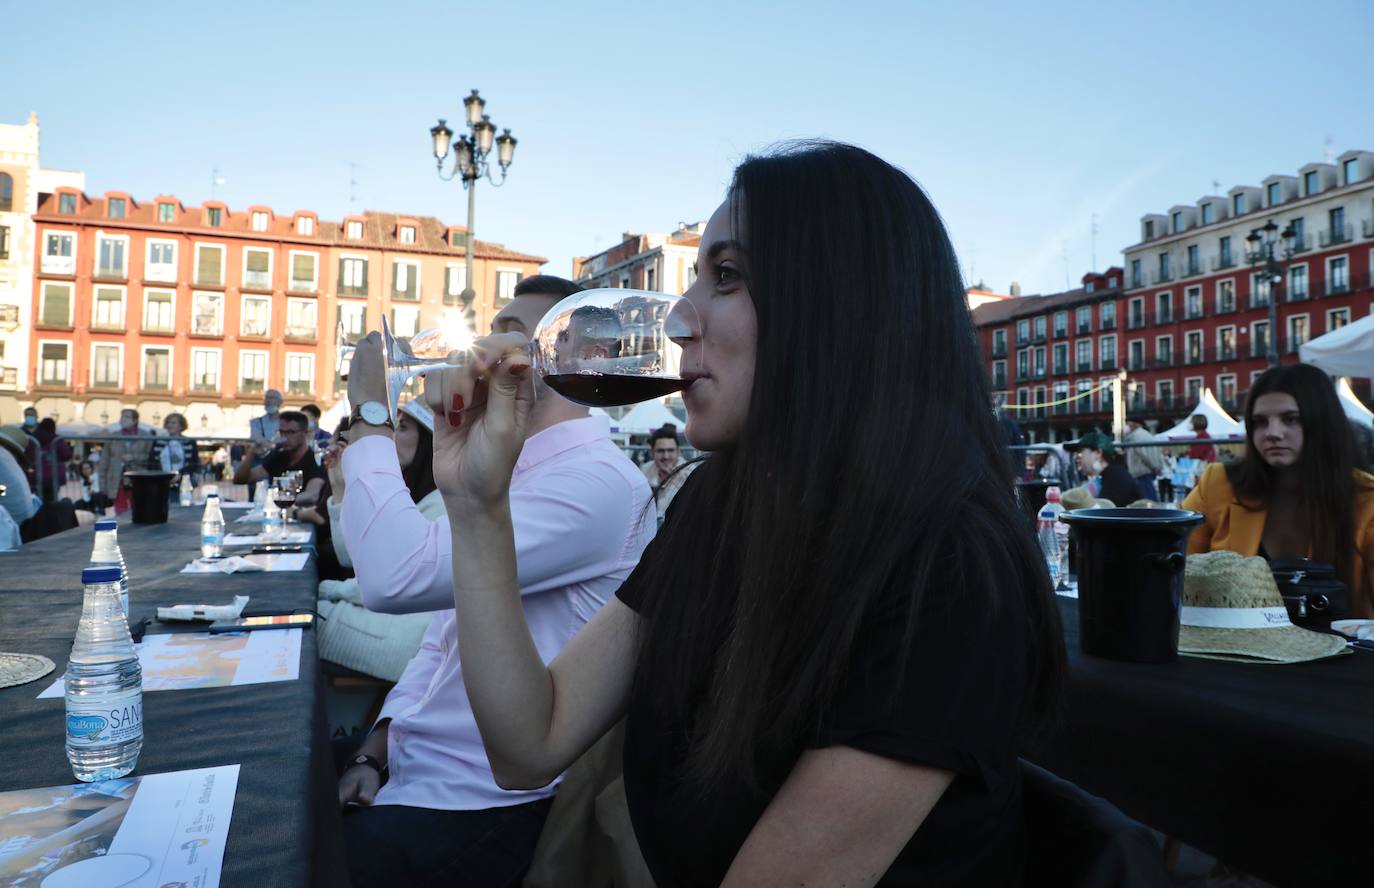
[1184,364,1374,618]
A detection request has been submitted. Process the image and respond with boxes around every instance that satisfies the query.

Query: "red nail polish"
[448,411,462,428]
[509,363,530,376]
[451,394,464,413]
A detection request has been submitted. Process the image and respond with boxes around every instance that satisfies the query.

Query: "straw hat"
[1061,486,1114,510]
[0,651,55,689]
[1180,551,1348,664]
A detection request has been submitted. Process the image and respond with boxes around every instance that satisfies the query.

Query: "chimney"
[1010,281,1022,297]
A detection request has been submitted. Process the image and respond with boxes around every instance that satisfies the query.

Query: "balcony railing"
[285,326,317,342]
[243,271,272,290]
[1127,313,1147,330]
[240,321,270,338]
[1363,219,1374,238]
[1100,318,1117,331]
[289,279,319,294]
[1290,232,1312,253]
[1211,255,1236,271]
[1031,332,1047,344]
[1130,275,1144,289]
[1016,369,1029,383]
[1076,361,1093,373]
[1032,367,1047,379]
[1099,357,1118,371]
[991,343,1007,357]
[286,381,312,396]
[1156,308,1173,324]
[1314,279,1351,298]
[1184,304,1206,321]
[1016,334,1030,346]
[145,264,177,283]
[1128,356,1146,371]
[1077,323,1092,335]
[992,375,1007,389]
[1215,299,1237,314]
[1184,261,1203,278]
[1052,325,1068,339]
[41,255,76,275]
[1319,225,1353,248]
[1153,355,1174,369]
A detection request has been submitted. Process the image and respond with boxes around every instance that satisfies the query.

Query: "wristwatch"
[350,753,385,774]
[350,400,394,430]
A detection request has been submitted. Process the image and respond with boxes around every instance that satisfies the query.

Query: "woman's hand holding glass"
[424,333,535,508]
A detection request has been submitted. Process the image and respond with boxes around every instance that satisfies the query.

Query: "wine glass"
[273,482,297,527]
[371,289,698,418]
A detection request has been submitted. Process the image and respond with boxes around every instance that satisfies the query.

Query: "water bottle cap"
[1045,486,1062,501]
[94,519,118,531]
[207,492,220,499]
[82,566,122,584]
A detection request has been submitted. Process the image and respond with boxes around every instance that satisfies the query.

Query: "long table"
[0,508,346,886]
[1033,597,1374,887]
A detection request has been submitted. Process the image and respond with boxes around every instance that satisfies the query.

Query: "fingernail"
[451,394,464,413]
[448,411,462,428]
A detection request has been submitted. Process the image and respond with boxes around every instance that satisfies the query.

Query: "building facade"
[573,222,703,293]
[23,189,544,432]
[0,113,84,415]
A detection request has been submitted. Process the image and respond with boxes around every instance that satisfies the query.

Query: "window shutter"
[247,250,270,273]
[338,258,347,290]
[43,285,68,324]
[293,253,314,285]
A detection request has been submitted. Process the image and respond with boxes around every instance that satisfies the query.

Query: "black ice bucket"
[124,470,176,525]
[1059,508,1204,663]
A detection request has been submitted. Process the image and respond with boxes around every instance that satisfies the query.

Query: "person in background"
[248,388,284,445]
[300,403,332,447]
[303,417,353,581]
[642,424,694,524]
[316,400,441,681]
[151,413,197,483]
[0,426,38,529]
[1123,418,1163,501]
[74,459,107,512]
[1186,413,1216,462]
[1038,446,1065,484]
[429,142,1066,886]
[1066,431,1136,507]
[99,409,152,515]
[16,406,39,493]
[1184,364,1374,618]
[28,418,74,504]
[232,409,325,503]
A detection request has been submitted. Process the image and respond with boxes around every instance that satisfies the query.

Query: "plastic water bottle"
[262,498,282,541]
[179,475,193,507]
[66,566,143,782]
[201,493,225,558]
[88,519,130,618]
[1037,486,1071,587]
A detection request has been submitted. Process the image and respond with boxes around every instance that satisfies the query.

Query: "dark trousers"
[333,735,552,887]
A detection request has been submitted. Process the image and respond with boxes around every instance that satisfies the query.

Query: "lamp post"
[1244,220,1296,369]
[430,90,517,326]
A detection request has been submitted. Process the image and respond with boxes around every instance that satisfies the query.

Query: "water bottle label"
[201,533,222,546]
[66,699,142,746]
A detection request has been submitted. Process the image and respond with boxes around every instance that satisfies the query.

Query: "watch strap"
[350,753,385,774]
[349,403,394,430]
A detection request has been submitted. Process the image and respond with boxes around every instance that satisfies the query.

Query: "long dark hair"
[402,422,437,504]
[631,141,1064,795]
[1227,364,1371,599]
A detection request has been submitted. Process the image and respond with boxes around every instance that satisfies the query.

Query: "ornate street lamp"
[1245,220,1297,368]
[430,90,518,324]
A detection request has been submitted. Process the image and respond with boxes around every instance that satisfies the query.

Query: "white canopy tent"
[1153,388,1246,442]
[614,399,682,435]
[1300,313,1374,378]
[1338,377,1374,429]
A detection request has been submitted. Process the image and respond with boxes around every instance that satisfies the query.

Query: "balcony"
[992,374,1007,389]
[1077,323,1092,335]
[1319,225,1353,248]
[339,283,369,298]
[1218,345,1237,362]
[1184,305,1206,321]
[1052,360,1068,375]
[285,326,317,343]
[41,255,75,276]
[1130,275,1144,290]
[145,263,177,284]
[1156,309,1173,324]
[0,367,17,388]
[286,381,312,397]
[1127,313,1147,330]
[1128,355,1146,371]
[1364,219,1374,238]
[1099,357,1118,371]
[192,379,221,394]
[94,267,128,283]
[1076,361,1093,373]
[289,280,319,295]
[1153,355,1174,369]
[991,342,1007,358]
[239,379,266,395]
[90,321,126,334]
[1031,332,1047,344]
[1016,369,1029,383]
[1184,349,1205,366]
[1156,269,1175,284]
[1183,261,1203,278]
[1032,367,1047,380]
[1215,299,1237,315]
[1290,232,1312,253]
[1016,334,1030,347]
[1101,318,1117,332]
[242,271,273,291]
[0,304,18,331]
[1211,255,1237,271]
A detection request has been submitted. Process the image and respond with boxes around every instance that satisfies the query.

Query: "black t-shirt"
[616,521,1031,886]
[1098,461,1137,507]
[260,447,325,485]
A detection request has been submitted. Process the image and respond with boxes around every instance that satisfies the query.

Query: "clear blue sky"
[7,0,1373,296]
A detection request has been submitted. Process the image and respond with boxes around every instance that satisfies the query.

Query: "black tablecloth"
[1032,596,1374,887]
[0,509,346,887]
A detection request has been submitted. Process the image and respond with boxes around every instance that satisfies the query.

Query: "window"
[1344,158,1359,184]
[444,264,466,304]
[1076,380,1094,414]
[241,296,271,337]
[1033,315,1047,341]
[1144,220,1155,239]
[39,342,70,385]
[194,244,224,286]
[1172,211,1183,233]
[1266,182,1280,206]
[1289,264,1308,299]
[1217,280,1235,313]
[286,298,317,338]
[286,354,314,395]
[251,211,269,232]
[1076,306,1092,334]
[1186,377,1203,405]
[295,215,314,236]
[1290,217,1305,247]
[0,224,8,260]
[191,291,223,336]
[1100,302,1116,329]
[1217,326,1236,360]
[1201,203,1214,225]
[59,193,77,214]
[91,344,122,388]
[391,305,420,337]
[146,240,177,282]
[1219,236,1232,267]
[1328,207,1347,244]
[1328,256,1349,293]
[338,303,366,338]
[92,286,125,330]
[1052,343,1067,374]
[346,220,363,239]
[1158,252,1172,282]
[157,203,175,223]
[239,351,268,393]
[1130,259,1142,288]
[39,283,73,326]
[1016,319,1030,343]
[1156,335,1174,367]
[646,266,657,292]
[1076,339,1092,372]
[1186,245,1199,275]
[1304,170,1318,195]
[206,207,222,227]
[399,226,416,244]
[42,231,75,274]
[1053,311,1067,337]
[0,172,11,210]
[338,256,368,297]
[96,235,128,278]
[108,197,126,219]
[1218,374,1237,407]
[1099,335,1117,368]
[1129,339,1145,371]
[1053,381,1069,415]
[290,252,318,291]
[451,230,467,248]
[191,348,221,392]
[1033,386,1047,418]
[1185,286,1203,319]
[143,289,174,333]
[1251,321,1270,358]
[1157,380,1174,409]
[1100,378,1113,412]
[1128,297,1145,328]
[1016,349,1029,380]
[1250,271,1272,307]
[1286,315,1309,353]
[392,260,418,300]
[497,270,520,304]
[1155,291,1172,323]
[243,248,272,289]
[142,346,171,390]
[992,360,1007,389]
[1233,193,1245,215]
[1085,281,1095,294]
[1032,346,1046,377]
[1328,308,1350,332]
[1107,275,1118,288]
[1186,330,1203,364]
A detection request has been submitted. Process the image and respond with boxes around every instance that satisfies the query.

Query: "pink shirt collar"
[515,415,610,474]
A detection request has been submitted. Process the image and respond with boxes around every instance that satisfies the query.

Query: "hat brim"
[1180,625,1349,664]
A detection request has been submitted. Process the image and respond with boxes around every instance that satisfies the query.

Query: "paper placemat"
[224,530,311,546]
[181,553,310,574]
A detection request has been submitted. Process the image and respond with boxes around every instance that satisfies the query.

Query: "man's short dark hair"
[513,275,582,301]
[279,410,309,430]
[650,424,679,447]
[299,404,321,419]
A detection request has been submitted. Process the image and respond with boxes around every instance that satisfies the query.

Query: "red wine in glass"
[542,374,686,408]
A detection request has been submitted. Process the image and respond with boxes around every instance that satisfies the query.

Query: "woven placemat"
[0,651,56,689]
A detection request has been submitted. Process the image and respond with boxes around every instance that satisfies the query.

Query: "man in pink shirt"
[336,276,655,887]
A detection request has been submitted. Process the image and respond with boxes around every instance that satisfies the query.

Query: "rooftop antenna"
[1323,135,1335,163]
[1211,179,1221,193]
[210,167,226,200]
[349,162,362,205]
[1090,213,1099,273]
[1061,241,1070,291]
